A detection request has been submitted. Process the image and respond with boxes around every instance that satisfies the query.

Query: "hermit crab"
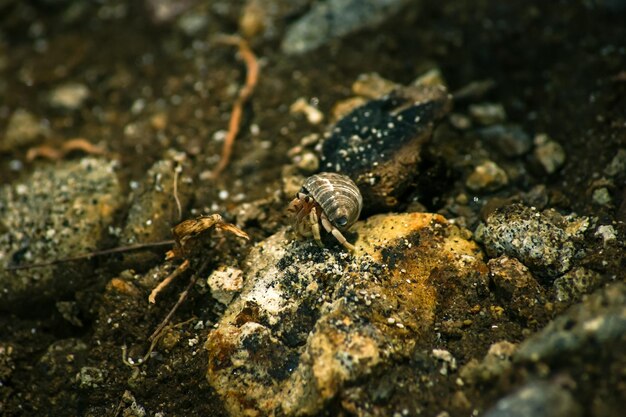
[287,172,362,251]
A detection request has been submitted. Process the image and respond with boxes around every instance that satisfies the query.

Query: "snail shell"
[302,172,362,229]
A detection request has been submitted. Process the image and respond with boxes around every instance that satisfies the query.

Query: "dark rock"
[488,256,548,326]
[515,282,626,364]
[477,124,532,157]
[321,85,452,212]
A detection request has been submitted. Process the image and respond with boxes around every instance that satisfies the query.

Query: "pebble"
[351,72,400,99]
[207,266,244,305]
[468,103,507,125]
[604,148,626,176]
[553,267,602,304]
[466,161,509,192]
[281,0,410,54]
[1,109,49,152]
[289,97,324,125]
[487,256,547,325]
[482,204,576,280]
[477,124,532,157]
[594,224,617,244]
[48,82,90,110]
[533,133,566,174]
[592,187,612,206]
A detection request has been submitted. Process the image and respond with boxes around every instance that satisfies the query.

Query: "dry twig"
[148,259,190,304]
[148,259,209,342]
[208,35,259,179]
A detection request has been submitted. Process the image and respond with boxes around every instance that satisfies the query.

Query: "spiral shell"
[302,172,362,229]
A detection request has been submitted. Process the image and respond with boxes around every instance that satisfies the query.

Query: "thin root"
[173,163,183,222]
[208,35,259,179]
[148,259,190,304]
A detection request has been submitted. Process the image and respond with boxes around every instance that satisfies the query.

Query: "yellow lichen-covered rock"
[205,213,485,417]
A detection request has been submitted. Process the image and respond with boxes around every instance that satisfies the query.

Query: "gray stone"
[515,282,626,364]
[281,0,410,54]
[604,148,626,176]
[0,158,122,310]
[482,381,582,417]
[477,124,532,157]
[553,267,602,304]
[483,204,576,279]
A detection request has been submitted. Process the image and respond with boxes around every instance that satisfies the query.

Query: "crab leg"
[310,207,323,247]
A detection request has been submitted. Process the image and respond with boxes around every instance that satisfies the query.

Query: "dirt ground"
[0,0,625,416]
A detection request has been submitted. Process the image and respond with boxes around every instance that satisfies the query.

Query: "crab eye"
[335,216,348,227]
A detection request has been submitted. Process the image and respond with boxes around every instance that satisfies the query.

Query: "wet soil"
[0,0,625,416]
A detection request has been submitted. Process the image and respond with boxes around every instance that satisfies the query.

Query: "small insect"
[287,172,363,251]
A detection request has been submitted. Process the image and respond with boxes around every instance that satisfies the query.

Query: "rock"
[176,11,209,36]
[487,256,547,325]
[604,148,626,177]
[207,266,244,305]
[77,366,106,389]
[468,103,506,126]
[515,282,626,364]
[459,341,517,385]
[321,85,452,212]
[119,155,192,266]
[533,133,566,174]
[482,381,582,417]
[595,224,617,245]
[351,72,400,99]
[477,124,532,157]
[205,212,486,417]
[0,158,122,311]
[412,67,447,88]
[48,82,90,110]
[0,343,15,382]
[144,0,195,23]
[592,187,612,206]
[466,160,509,192]
[482,204,576,280]
[290,97,324,125]
[281,0,410,54]
[432,349,457,375]
[1,109,49,152]
[553,267,602,304]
